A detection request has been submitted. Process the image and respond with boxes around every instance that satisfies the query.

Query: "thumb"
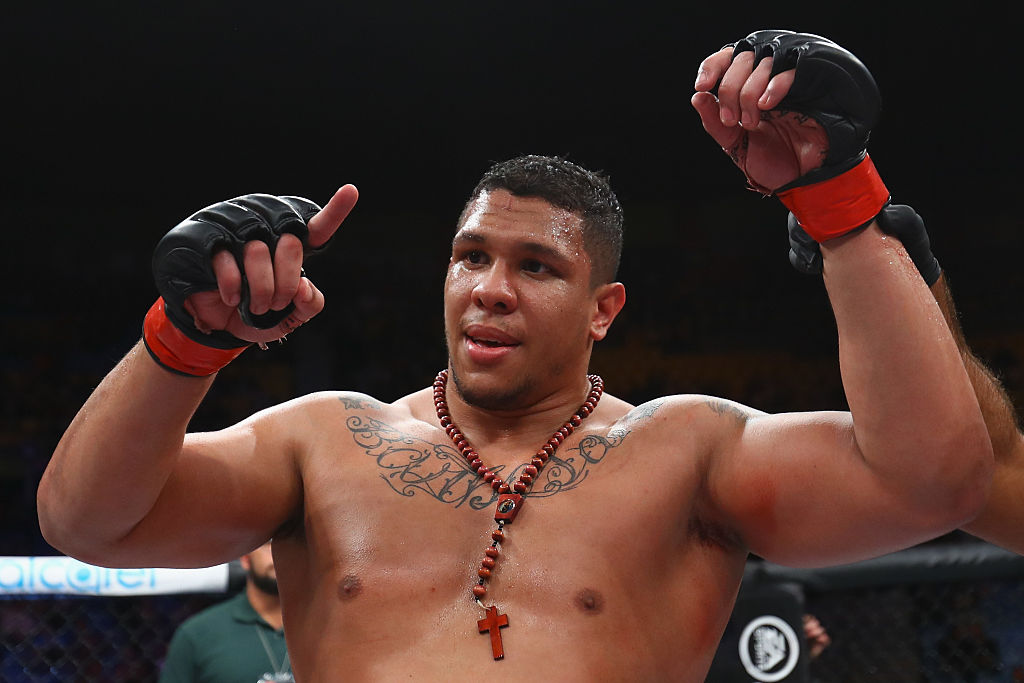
[308,184,359,248]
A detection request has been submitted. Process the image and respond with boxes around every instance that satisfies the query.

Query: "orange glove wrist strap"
[142,298,249,376]
[777,154,890,242]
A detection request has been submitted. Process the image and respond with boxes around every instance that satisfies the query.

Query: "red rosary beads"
[432,369,604,660]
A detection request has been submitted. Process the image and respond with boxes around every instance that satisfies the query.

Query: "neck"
[443,368,595,462]
[246,581,283,630]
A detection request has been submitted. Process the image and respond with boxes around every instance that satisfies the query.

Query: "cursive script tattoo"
[535,430,627,496]
[346,414,495,510]
[345,414,632,508]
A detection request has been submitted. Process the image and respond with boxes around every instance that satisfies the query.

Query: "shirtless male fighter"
[37,31,994,681]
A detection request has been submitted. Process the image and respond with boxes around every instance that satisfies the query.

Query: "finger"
[693,46,734,92]
[691,92,742,151]
[183,295,212,335]
[212,249,242,307]
[715,50,755,127]
[270,234,303,311]
[308,184,359,248]
[184,291,233,334]
[290,277,325,322]
[738,56,773,128]
[759,69,796,111]
[243,240,274,315]
[262,279,324,343]
[222,277,325,344]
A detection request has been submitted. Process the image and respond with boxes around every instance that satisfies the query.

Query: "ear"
[589,282,626,341]
[239,554,252,571]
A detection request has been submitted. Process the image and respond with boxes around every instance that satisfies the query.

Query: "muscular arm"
[707,226,993,566]
[37,343,302,568]
[38,188,357,568]
[691,34,992,565]
[931,275,1024,552]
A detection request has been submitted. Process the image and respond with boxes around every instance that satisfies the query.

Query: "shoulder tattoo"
[703,398,756,424]
[621,399,666,425]
[338,394,384,411]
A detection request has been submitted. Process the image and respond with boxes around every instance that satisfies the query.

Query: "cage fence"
[1,544,1023,682]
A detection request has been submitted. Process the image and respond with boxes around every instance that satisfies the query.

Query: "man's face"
[444,189,598,410]
[243,542,278,596]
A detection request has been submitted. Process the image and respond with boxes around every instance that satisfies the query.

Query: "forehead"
[455,189,585,249]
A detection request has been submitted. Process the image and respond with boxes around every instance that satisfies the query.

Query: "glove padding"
[787,204,942,286]
[152,193,322,348]
[731,30,881,186]
[728,30,889,241]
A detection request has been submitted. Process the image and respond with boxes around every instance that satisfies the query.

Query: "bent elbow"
[36,475,77,557]
[36,471,59,542]
[931,425,994,528]
[36,468,107,565]
[37,508,113,567]
[36,443,78,553]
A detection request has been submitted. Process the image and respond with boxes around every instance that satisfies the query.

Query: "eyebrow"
[451,231,574,265]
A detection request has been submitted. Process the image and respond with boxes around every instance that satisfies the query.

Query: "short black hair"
[462,155,624,285]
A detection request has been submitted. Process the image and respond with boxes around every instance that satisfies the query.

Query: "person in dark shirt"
[160,542,291,683]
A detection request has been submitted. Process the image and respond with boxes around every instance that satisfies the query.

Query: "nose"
[472,264,518,313]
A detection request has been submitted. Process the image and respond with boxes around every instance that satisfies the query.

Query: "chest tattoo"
[344,413,634,508]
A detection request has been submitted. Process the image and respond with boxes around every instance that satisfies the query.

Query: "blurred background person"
[159,542,291,683]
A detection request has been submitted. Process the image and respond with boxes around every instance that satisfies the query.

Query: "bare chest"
[272,407,746,679]
[292,409,739,588]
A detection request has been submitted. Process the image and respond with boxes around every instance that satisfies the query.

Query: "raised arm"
[690,31,992,566]
[789,195,1024,553]
[37,187,358,568]
[715,223,991,566]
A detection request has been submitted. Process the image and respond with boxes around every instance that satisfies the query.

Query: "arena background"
[3,2,1023,680]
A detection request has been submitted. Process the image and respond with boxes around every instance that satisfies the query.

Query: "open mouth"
[463,324,522,353]
[467,335,520,348]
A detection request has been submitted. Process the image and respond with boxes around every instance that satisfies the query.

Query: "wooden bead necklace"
[432,369,604,660]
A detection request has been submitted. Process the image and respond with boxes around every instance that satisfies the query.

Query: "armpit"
[688,511,744,551]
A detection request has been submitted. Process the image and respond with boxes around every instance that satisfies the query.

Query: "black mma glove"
[145,193,322,376]
[787,204,942,286]
[730,30,890,242]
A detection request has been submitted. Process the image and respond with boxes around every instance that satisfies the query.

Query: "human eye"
[522,259,551,275]
[461,250,488,266]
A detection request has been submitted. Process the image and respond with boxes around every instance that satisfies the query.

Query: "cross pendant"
[477,605,510,660]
